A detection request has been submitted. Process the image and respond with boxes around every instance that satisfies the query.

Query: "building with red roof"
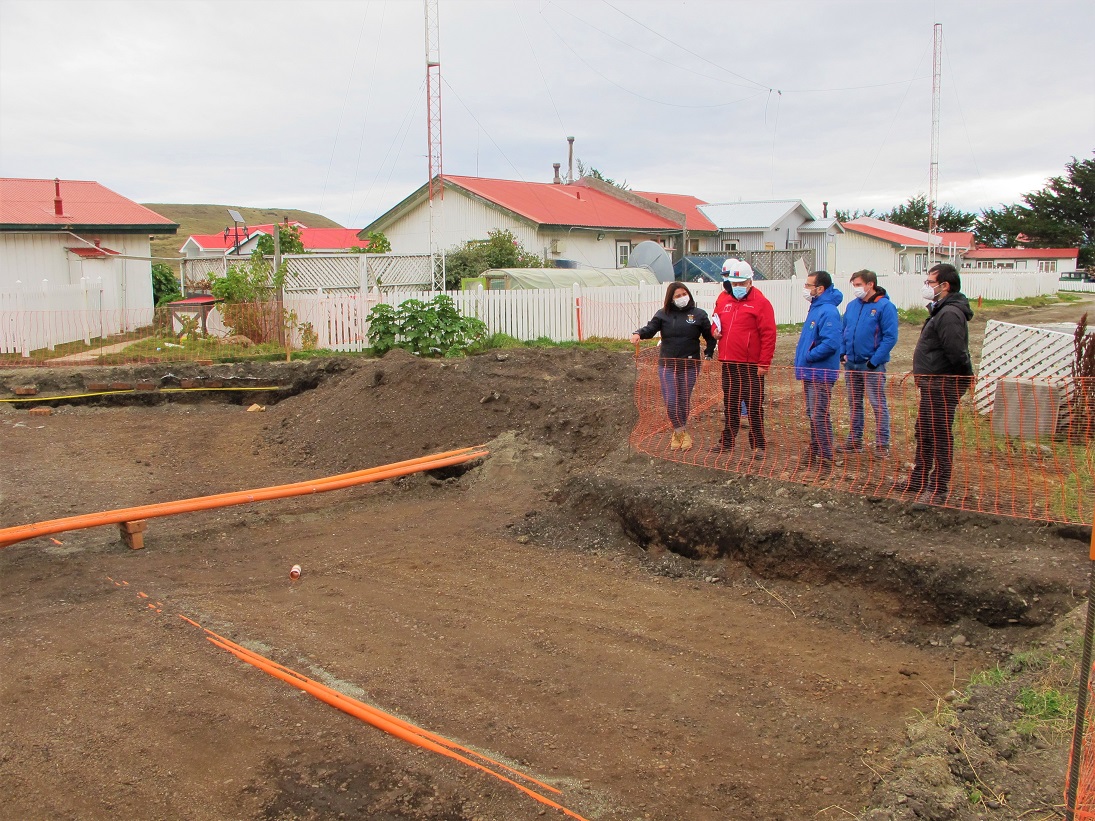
[0,178,178,324]
[180,223,365,258]
[360,174,717,270]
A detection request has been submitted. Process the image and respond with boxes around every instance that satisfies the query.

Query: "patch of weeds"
[969,666,1009,687]
[1015,685,1073,741]
[898,307,929,324]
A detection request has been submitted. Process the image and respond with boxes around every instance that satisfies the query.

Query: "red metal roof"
[445,175,682,230]
[631,191,718,232]
[964,247,1078,259]
[843,219,939,248]
[66,245,120,258]
[938,232,974,249]
[185,224,362,251]
[0,178,177,230]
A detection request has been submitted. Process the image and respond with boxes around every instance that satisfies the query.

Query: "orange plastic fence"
[1068,657,1095,821]
[630,349,1095,525]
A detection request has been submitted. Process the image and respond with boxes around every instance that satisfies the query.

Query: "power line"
[513,1,569,139]
[540,11,768,109]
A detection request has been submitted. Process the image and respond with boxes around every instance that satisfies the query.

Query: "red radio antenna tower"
[424,0,445,289]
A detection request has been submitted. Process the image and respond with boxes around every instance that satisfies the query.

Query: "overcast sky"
[2,0,1092,228]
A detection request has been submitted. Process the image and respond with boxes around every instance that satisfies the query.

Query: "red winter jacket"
[712,286,777,366]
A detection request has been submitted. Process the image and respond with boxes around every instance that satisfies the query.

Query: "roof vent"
[53,178,64,217]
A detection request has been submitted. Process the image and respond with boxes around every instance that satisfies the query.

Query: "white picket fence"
[0,278,150,356]
[1058,281,1095,293]
[0,269,1070,357]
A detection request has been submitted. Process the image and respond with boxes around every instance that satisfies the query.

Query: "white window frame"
[723,239,740,252]
[616,240,631,268]
[1038,260,1057,273]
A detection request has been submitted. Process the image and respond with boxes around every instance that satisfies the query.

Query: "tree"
[834,207,878,222]
[974,204,1029,247]
[442,228,544,289]
[575,159,629,190]
[350,231,392,254]
[151,262,182,306]
[254,223,305,256]
[1019,153,1095,266]
[835,196,976,232]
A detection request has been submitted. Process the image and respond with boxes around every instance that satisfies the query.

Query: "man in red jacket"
[710,260,777,455]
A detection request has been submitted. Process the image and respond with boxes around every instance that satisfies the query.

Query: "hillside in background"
[143,204,344,264]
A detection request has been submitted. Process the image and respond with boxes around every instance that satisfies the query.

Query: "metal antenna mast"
[927,22,942,263]
[424,0,445,289]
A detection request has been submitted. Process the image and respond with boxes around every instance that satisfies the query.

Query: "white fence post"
[80,276,91,345]
[16,280,29,358]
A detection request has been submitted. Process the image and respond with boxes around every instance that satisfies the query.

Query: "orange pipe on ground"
[204,637,590,820]
[198,623,559,794]
[0,448,488,549]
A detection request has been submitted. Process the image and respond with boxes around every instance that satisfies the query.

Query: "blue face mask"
[732,285,748,299]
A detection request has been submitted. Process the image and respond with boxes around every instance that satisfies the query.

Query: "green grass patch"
[898,306,929,324]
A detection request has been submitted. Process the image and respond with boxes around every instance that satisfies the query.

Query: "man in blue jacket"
[794,271,843,473]
[839,269,898,457]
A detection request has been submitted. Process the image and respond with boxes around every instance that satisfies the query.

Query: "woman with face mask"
[631,281,716,452]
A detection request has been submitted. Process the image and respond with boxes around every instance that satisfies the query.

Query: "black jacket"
[635,304,716,360]
[913,292,974,381]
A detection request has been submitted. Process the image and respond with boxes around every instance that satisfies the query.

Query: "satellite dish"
[627,240,675,283]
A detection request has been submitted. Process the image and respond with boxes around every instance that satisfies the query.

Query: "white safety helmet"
[721,259,754,281]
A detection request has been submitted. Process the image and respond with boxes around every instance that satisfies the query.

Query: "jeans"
[658,358,702,430]
[844,363,890,448]
[720,362,765,449]
[803,380,835,460]
[910,383,963,494]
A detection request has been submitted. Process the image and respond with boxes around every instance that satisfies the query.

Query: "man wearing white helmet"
[710,258,776,456]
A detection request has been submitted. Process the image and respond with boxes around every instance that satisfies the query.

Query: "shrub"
[366,294,487,357]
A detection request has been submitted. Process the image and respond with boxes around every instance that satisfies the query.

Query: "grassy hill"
[142,204,344,265]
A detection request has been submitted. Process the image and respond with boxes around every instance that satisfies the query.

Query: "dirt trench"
[1,344,1090,821]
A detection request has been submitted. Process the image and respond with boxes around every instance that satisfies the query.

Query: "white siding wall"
[0,232,153,312]
[383,192,540,255]
[834,232,899,277]
[539,230,623,268]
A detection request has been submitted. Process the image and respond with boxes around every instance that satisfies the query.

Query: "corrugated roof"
[185,224,362,252]
[446,175,682,230]
[799,218,843,233]
[938,231,974,249]
[964,247,1078,259]
[843,217,939,248]
[0,178,178,230]
[631,191,718,232]
[697,200,815,231]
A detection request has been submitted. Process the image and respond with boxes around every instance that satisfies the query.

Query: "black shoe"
[835,442,862,454]
[815,458,834,476]
[710,440,734,454]
[796,453,815,470]
[895,481,925,496]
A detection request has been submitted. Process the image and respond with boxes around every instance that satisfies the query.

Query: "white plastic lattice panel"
[975,320,1074,414]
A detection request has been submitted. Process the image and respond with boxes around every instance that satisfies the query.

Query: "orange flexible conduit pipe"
[0,447,488,549]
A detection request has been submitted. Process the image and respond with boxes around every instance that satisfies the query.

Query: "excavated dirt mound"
[0,343,1089,820]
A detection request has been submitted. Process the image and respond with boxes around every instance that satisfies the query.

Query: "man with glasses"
[904,263,974,504]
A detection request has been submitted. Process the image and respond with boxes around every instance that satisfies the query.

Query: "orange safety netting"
[630,349,1095,525]
[1068,659,1095,820]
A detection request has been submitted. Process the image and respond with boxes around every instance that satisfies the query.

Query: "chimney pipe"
[552,163,562,184]
[53,178,64,216]
[567,136,575,183]
[822,201,828,219]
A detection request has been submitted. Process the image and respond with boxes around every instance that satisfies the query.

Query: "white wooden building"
[0,178,178,313]
[359,174,718,270]
[838,217,948,278]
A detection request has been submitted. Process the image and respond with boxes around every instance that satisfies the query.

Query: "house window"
[616,241,631,268]
[998,261,1015,269]
[688,238,700,254]
[723,240,739,252]
[1038,260,1057,273]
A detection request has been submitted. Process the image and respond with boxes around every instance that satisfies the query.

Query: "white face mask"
[673,295,690,309]
[852,286,866,300]
[921,284,938,302]
[802,288,814,303]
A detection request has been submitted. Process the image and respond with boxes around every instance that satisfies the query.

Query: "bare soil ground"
[1,296,1092,821]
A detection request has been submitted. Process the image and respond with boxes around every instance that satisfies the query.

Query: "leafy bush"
[442,228,544,289]
[366,294,487,357]
[209,252,292,343]
[152,262,182,306]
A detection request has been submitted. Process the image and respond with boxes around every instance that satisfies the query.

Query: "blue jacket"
[842,288,898,368]
[794,286,843,382]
